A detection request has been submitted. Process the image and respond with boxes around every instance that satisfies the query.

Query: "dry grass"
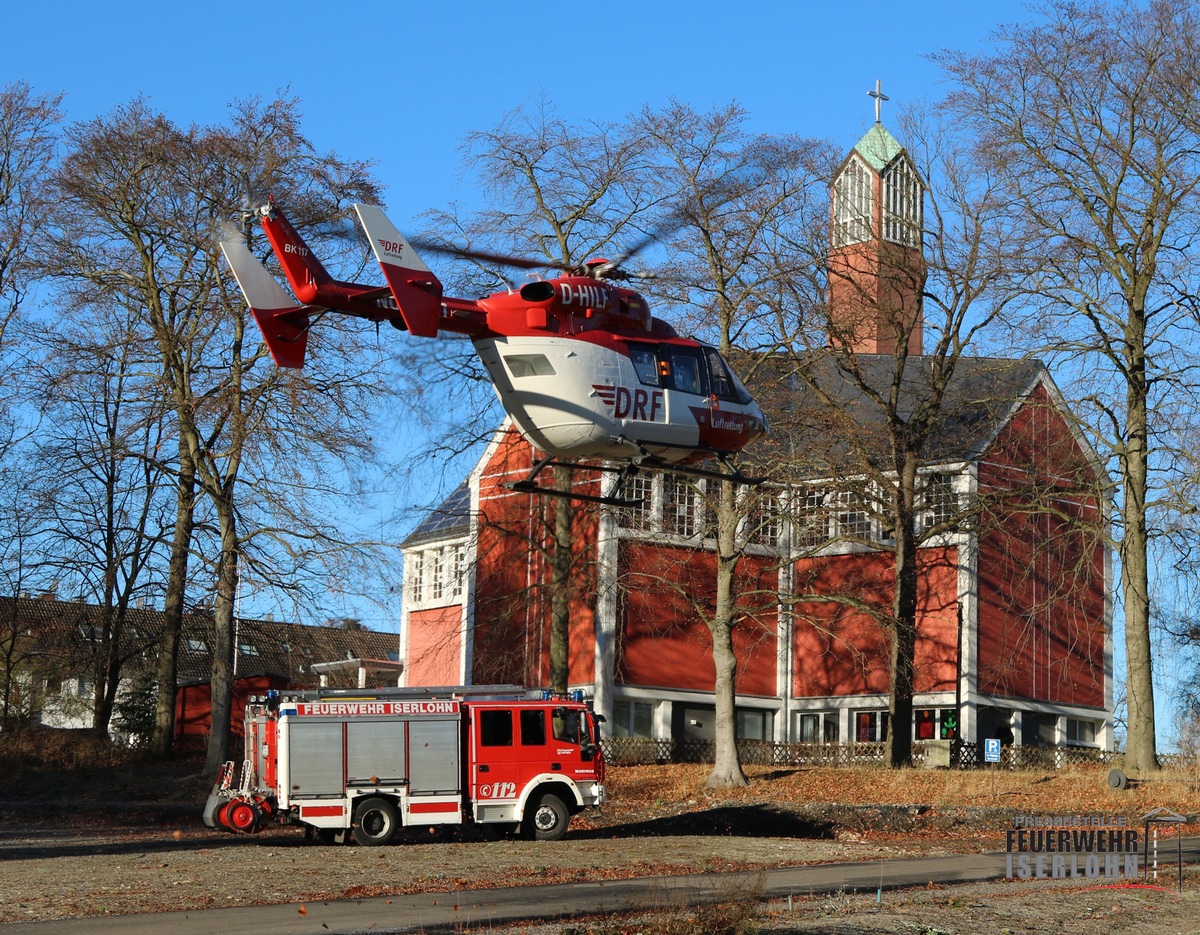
[6,726,1200,838]
[605,762,1200,829]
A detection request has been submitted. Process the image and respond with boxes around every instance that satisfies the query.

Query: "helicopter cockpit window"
[629,347,660,387]
[664,349,705,396]
[704,347,753,404]
[504,354,556,378]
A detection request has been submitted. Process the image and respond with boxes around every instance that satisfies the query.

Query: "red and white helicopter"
[220,201,768,505]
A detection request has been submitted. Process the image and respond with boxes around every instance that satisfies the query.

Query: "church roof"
[753,354,1053,477]
[402,481,472,548]
[852,123,905,172]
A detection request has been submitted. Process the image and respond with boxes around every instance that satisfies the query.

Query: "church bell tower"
[828,81,926,356]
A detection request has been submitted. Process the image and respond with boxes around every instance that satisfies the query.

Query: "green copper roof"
[853,123,904,172]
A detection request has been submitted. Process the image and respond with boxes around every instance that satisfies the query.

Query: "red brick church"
[398,115,1113,755]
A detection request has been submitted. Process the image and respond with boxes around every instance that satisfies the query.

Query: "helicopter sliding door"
[620,343,706,457]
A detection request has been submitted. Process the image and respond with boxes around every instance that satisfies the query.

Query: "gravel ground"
[3,808,1199,933]
[0,816,939,924]
[5,757,1199,932]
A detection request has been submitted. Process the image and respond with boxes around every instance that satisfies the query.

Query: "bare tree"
[29,312,170,734]
[0,82,61,572]
[429,102,656,697]
[636,101,830,786]
[443,101,830,786]
[764,102,1046,767]
[44,97,386,770]
[936,0,1200,772]
[0,82,59,350]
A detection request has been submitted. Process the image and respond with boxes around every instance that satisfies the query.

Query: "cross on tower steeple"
[868,79,889,124]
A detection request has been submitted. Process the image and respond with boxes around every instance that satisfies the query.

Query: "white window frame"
[834,156,873,248]
[883,155,923,248]
[620,473,656,531]
[1065,717,1099,747]
[832,489,873,542]
[742,486,785,548]
[853,709,889,743]
[663,475,704,540]
[430,549,445,602]
[405,541,469,610]
[918,472,959,533]
[612,699,656,739]
[450,545,465,600]
[407,552,424,604]
[795,710,839,743]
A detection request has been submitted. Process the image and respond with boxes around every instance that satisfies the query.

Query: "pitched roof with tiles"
[0,596,400,688]
[750,353,1055,476]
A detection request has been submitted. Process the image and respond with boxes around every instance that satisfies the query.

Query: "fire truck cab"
[203,685,605,845]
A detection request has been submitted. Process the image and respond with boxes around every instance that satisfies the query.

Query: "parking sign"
[984,738,1002,763]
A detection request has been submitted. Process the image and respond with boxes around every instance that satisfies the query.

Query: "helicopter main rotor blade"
[408,238,555,272]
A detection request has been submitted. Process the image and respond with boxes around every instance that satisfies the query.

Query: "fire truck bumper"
[584,782,606,807]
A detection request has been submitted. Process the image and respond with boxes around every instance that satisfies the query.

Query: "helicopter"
[219,201,768,506]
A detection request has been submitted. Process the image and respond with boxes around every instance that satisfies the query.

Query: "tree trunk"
[886,459,920,768]
[203,509,239,776]
[706,479,748,788]
[1122,381,1156,772]
[151,448,195,759]
[549,465,573,696]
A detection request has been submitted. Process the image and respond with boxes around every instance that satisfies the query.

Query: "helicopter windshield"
[702,346,754,405]
[630,347,659,385]
[626,342,754,405]
[665,350,704,395]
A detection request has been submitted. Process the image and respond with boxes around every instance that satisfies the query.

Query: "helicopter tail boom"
[219,236,310,368]
[255,204,337,305]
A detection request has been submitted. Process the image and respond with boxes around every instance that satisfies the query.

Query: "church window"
[883,156,923,248]
[795,486,829,549]
[834,157,872,247]
[833,490,872,541]
[919,473,958,532]
[664,475,703,538]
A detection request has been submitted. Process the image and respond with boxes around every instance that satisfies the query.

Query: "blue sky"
[4,0,1037,564]
[6,1,1028,229]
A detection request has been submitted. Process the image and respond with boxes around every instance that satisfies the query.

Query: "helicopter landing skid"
[504,455,646,508]
[506,479,644,508]
[504,452,763,508]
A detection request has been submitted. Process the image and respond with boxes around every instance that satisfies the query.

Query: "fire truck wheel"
[228,801,260,833]
[353,797,399,846]
[523,793,570,841]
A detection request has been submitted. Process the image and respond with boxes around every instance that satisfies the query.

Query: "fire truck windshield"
[552,708,587,745]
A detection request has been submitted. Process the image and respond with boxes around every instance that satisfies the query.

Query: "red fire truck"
[202,685,605,844]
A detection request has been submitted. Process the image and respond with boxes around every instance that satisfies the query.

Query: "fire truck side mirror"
[581,742,597,762]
